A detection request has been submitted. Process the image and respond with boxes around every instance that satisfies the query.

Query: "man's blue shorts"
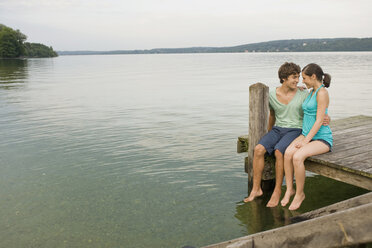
[258,126,302,155]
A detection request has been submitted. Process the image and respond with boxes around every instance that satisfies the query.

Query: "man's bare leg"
[244,144,266,202]
[280,150,295,207]
[266,150,284,207]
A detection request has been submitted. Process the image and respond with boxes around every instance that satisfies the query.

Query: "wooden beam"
[203,203,372,248]
[304,160,372,190]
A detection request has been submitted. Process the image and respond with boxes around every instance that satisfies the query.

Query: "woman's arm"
[296,88,329,147]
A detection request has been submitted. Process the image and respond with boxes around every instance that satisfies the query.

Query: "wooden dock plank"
[203,203,372,248]
[331,122,372,135]
[350,161,372,171]
[316,144,372,164]
[331,132,370,146]
[319,138,370,153]
[334,154,372,165]
[332,128,372,140]
[304,160,372,190]
[306,156,372,176]
[304,116,372,188]
[330,116,372,131]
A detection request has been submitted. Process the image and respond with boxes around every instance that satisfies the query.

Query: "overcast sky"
[1,0,371,51]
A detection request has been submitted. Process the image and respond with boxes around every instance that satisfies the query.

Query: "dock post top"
[249,82,268,90]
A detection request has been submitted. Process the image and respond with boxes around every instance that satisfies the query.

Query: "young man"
[244,62,328,207]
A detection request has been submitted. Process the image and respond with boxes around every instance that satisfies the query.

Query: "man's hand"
[323,114,331,126]
[297,85,307,91]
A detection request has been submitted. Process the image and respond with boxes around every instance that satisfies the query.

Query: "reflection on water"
[0,59,28,89]
[235,174,368,235]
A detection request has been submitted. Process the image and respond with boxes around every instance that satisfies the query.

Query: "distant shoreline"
[57,37,372,56]
[56,50,372,56]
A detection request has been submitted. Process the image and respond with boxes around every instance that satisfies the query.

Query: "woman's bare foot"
[288,193,305,210]
[281,189,295,207]
[244,189,263,202]
[266,189,281,207]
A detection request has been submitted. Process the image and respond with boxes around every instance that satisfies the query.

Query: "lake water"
[0,52,371,248]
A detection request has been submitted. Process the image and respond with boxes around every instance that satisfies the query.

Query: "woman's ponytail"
[323,73,331,88]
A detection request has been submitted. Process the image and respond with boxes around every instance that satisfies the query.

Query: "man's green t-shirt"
[269,88,309,129]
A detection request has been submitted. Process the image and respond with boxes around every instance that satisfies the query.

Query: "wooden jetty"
[238,114,372,190]
[205,83,372,248]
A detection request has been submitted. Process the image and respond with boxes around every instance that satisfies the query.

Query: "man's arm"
[268,109,275,131]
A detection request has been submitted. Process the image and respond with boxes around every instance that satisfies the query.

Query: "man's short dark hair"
[278,62,301,84]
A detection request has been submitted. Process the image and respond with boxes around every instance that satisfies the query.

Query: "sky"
[1,0,371,51]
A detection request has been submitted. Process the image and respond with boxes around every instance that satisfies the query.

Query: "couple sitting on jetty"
[244,62,333,210]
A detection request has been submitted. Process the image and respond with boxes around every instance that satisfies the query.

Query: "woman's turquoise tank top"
[301,85,333,146]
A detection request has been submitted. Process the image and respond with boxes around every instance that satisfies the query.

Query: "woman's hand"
[295,139,309,149]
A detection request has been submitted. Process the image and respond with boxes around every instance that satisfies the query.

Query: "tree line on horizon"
[58,37,372,55]
[0,24,58,58]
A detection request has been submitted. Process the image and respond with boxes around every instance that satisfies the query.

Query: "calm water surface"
[0,53,371,247]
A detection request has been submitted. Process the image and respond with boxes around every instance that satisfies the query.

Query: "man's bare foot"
[289,193,305,210]
[266,190,281,207]
[281,189,295,207]
[244,189,263,202]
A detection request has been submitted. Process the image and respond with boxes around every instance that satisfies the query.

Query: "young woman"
[280,63,333,210]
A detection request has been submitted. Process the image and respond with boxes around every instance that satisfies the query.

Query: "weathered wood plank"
[304,160,372,190]
[331,116,372,131]
[316,143,372,163]
[337,161,372,173]
[350,161,372,171]
[316,132,370,149]
[332,115,372,125]
[319,138,371,153]
[332,122,372,135]
[332,118,372,130]
[332,128,372,141]
[306,155,372,177]
[290,192,372,223]
[203,203,372,248]
[333,153,372,167]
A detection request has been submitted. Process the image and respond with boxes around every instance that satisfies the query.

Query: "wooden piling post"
[246,83,275,187]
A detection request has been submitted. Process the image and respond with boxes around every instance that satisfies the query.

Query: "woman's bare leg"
[281,135,304,207]
[289,141,330,210]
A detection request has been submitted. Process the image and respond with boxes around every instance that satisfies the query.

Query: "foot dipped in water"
[243,189,263,202]
[266,189,281,207]
[280,189,295,207]
[288,193,305,210]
